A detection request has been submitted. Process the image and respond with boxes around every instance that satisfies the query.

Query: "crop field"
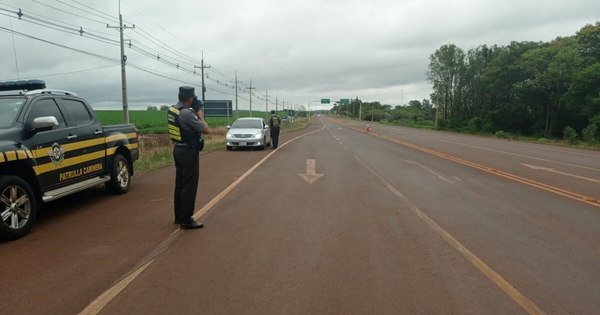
[96,110,275,134]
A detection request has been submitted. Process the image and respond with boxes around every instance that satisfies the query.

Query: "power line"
[1,4,279,106]
[29,0,113,25]
[4,3,240,93]
[0,25,119,63]
[68,0,117,22]
[0,8,119,45]
[52,0,119,23]
[120,0,183,42]
[18,64,119,79]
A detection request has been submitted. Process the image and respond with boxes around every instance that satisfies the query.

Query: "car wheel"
[262,137,267,150]
[0,175,37,240]
[226,146,232,151]
[106,154,130,194]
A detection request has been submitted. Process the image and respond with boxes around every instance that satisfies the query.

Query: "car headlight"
[253,132,262,139]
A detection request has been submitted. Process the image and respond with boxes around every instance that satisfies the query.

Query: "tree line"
[427,22,600,141]
[331,22,600,143]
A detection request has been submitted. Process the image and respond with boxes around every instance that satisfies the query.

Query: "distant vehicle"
[0,80,139,240]
[225,117,271,150]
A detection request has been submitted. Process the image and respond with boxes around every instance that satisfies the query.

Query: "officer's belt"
[174,143,198,149]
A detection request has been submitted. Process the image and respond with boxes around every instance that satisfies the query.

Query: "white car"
[226,117,271,150]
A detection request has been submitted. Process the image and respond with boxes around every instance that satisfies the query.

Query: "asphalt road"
[1,117,599,315]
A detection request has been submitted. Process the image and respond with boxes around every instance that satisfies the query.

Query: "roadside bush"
[582,123,598,143]
[537,138,549,144]
[562,126,578,144]
[495,130,506,139]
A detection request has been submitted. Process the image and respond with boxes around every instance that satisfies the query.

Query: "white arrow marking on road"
[299,159,324,184]
[521,163,600,183]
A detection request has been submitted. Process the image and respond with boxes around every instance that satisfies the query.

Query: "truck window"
[62,99,93,126]
[0,98,24,128]
[28,99,66,127]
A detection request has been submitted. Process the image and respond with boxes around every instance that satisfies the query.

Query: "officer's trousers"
[173,146,199,223]
[271,125,280,148]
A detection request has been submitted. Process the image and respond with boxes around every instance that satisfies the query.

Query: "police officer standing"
[268,110,281,149]
[167,86,209,229]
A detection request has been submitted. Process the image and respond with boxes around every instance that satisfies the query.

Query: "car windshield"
[0,98,24,128]
[231,119,262,129]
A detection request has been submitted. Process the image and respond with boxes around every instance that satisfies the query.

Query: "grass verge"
[133,119,310,173]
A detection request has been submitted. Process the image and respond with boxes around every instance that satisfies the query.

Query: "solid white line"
[78,259,154,315]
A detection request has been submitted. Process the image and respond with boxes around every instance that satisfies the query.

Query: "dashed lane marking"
[354,155,546,315]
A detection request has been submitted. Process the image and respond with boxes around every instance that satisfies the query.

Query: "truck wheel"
[106,154,130,194]
[0,175,37,240]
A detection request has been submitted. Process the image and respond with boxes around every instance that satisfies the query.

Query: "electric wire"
[0,25,118,63]
[29,0,113,25]
[52,0,119,23]
[68,0,117,22]
[0,3,287,104]
[20,64,119,79]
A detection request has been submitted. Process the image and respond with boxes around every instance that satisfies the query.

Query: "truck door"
[57,98,107,182]
[26,97,74,191]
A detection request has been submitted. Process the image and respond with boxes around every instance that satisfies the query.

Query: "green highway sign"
[340,98,350,105]
[321,99,330,104]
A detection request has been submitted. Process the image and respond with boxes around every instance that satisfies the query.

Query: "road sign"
[340,98,350,105]
[321,99,330,104]
[203,100,232,117]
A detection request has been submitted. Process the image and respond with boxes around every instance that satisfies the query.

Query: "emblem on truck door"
[48,143,65,164]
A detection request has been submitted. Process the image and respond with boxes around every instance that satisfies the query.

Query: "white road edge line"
[78,122,327,315]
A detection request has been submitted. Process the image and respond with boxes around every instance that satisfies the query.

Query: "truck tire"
[106,154,130,194]
[0,175,37,240]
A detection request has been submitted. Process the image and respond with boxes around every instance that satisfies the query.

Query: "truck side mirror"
[32,116,59,132]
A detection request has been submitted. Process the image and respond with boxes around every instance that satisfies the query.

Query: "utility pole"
[434,94,439,129]
[231,71,242,118]
[247,79,256,117]
[275,96,278,113]
[107,0,134,123]
[194,50,210,103]
[264,89,269,118]
[359,101,362,121]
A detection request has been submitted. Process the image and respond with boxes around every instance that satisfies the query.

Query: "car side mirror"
[226,125,231,130]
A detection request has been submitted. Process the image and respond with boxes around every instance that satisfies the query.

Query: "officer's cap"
[178,86,196,99]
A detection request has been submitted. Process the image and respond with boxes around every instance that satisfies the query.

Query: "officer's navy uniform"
[168,89,205,228]
[269,112,281,149]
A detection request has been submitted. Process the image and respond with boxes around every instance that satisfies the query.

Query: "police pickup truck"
[0,80,139,240]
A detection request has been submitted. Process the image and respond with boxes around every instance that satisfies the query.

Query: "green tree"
[577,22,600,62]
[427,44,465,120]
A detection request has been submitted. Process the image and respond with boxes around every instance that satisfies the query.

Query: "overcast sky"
[1,0,598,112]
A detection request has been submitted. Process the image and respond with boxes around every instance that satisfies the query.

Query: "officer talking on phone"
[167,86,209,229]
